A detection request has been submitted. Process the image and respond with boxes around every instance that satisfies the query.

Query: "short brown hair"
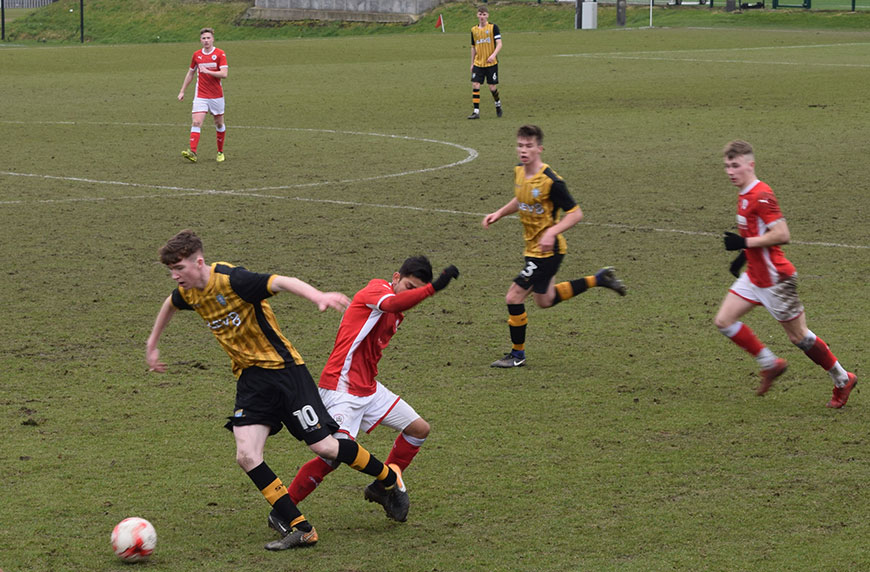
[723,140,754,160]
[477,5,489,14]
[199,27,215,37]
[517,124,543,145]
[159,229,203,265]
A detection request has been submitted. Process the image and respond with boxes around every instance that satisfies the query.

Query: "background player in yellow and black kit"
[468,5,503,119]
[482,125,628,368]
[145,230,409,550]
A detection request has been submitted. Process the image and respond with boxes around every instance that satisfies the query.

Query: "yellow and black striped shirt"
[171,262,304,378]
[514,164,579,258]
[471,23,501,68]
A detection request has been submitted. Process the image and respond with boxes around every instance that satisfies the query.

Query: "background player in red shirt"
[270,256,458,529]
[714,140,857,407]
[177,27,228,163]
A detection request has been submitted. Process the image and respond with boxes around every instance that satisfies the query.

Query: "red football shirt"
[190,47,227,99]
[319,279,434,397]
[736,180,795,287]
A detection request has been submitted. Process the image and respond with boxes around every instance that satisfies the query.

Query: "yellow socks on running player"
[247,462,312,532]
[553,276,596,305]
[507,304,527,353]
[337,439,399,489]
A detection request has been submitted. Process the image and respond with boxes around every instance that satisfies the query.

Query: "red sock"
[189,130,201,153]
[287,457,335,505]
[804,336,837,371]
[385,433,421,473]
[729,323,765,356]
[216,129,225,152]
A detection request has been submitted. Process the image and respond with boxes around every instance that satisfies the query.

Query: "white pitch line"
[0,171,214,193]
[560,41,870,57]
[4,187,863,250]
[557,41,870,67]
[0,121,478,195]
[563,53,870,68]
[0,121,865,250]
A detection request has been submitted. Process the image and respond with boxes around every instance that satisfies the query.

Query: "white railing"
[4,0,57,8]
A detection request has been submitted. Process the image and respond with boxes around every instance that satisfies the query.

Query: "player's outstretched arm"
[270,275,351,312]
[482,198,520,228]
[379,265,460,314]
[432,265,460,291]
[146,296,177,373]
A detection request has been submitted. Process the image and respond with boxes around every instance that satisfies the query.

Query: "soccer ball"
[111,517,157,562]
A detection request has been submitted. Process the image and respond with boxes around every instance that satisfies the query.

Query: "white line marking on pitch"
[2,187,864,250]
[557,42,870,67]
[0,121,479,195]
[0,121,865,250]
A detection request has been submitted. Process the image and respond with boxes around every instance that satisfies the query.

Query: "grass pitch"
[1,22,868,572]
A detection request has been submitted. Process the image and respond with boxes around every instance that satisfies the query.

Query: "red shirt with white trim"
[190,47,227,99]
[736,180,795,287]
[319,278,434,397]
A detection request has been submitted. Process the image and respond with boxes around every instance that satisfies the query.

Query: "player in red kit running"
[178,27,228,163]
[714,140,857,407]
[267,256,458,532]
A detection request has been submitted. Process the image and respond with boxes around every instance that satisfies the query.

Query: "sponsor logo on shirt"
[519,202,546,215]
[207,311,241,330]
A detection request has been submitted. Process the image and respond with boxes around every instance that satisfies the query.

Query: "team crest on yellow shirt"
[532,188,540,198]
[216,294,227,306]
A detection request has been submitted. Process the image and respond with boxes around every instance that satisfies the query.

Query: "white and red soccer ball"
[111,517,157,562]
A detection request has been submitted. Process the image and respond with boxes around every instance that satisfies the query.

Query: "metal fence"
[3,0,56,8]
[608,0,870,9]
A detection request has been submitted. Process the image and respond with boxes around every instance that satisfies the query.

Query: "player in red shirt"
[270,256,458,529]
[177,27,228,163]
[714,140,857,407]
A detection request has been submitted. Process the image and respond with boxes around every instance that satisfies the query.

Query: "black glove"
[729,251,747,278]
[723,231,747,251]
[431,265,460,292]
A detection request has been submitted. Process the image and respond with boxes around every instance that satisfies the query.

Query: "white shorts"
[729,272,804,322]
[319,381,420,439]
[191,97,225,116]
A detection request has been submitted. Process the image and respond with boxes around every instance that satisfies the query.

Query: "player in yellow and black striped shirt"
[468,5,503,119]
[146,230,410,550]
[482,126,628,368]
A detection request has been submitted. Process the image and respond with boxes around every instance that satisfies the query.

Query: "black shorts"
[513,254,564,294]
[224,364,339,445]
[471,64,499,85]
